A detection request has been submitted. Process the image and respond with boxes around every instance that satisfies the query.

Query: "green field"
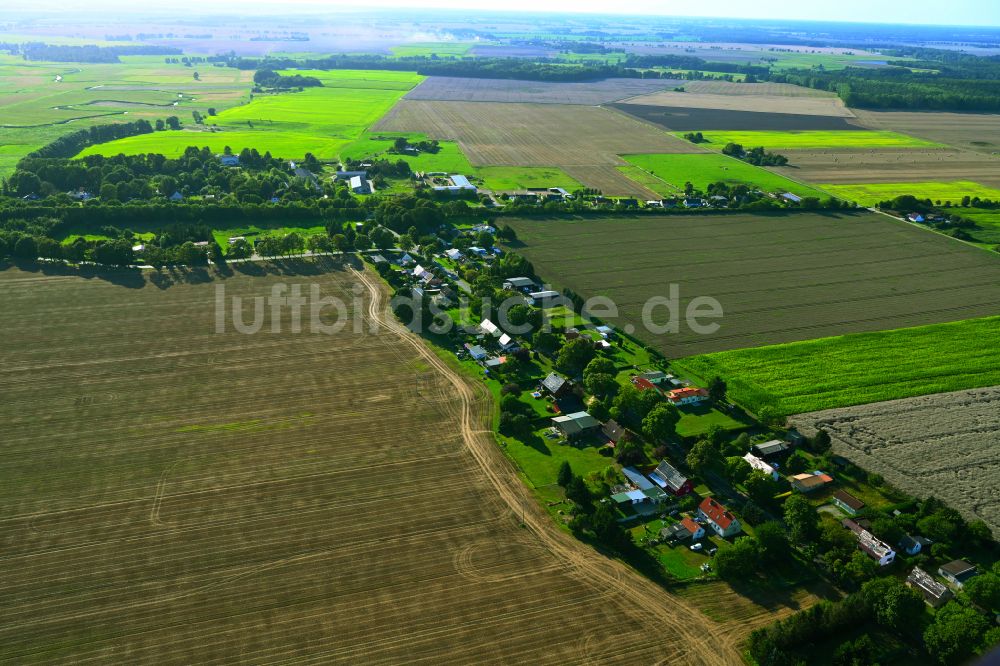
[821,181,1000,206]
[956,208,1000,245]
[673,316,1000,417]
[77,70,424,160]
[390,42,475,57]
[476,166,581,191]
[0,54,254,174]
[622,153,830,198]
[339,133,475,172]
[690,130,940,150]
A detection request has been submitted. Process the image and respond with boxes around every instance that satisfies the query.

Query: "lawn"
[821,181,1000,206]
[956,207,1000,244]
[689,130,940,150]
[675,404,747,439]
[672,316,1000,417]
[77,70,424,161]
[617,165,678,197]
[498,428,613,491]
[621,153,830,198]
[476,166,582,192]
[338,133,475,172]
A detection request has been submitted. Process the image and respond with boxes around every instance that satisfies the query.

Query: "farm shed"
[939,560,978,588]
[551,411,600,440]
[602,420,627,444]
[752,439,791,459]
[503,277,537,291]
[832,490,866,516]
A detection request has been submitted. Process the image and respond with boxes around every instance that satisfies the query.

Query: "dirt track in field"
[0,261,791,665]
[793,387,1000,536]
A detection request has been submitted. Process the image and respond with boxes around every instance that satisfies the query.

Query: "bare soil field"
[773,149,1000,187]
[620,83,854,118]
[0,261,773,665]
[793,387,1000,536]
[853,109,1000,154]
[468,45,556,58]
[505,212,1000,357]
[405,76,685,105]
[375,100,701,194]
[608,103,861,131]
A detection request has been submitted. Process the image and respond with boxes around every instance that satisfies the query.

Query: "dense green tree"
[641,402,680,442]
[715,537,761,580]
[708,375,727,402]
[556,337,595,374]
[924,602,991,665]
[963,572,1000,610]
[557,460,573,488]
[784,495,820,544]
[755,521,791,563]
[686,439,722,474]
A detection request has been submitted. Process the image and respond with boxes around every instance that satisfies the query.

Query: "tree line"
[1,42,180,63]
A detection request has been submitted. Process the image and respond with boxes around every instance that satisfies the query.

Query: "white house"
[743,452,780,481]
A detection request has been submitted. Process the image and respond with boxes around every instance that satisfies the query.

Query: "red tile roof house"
[697,497,742,538]
[630,376,658,392]
[667,387,709,406]
[681,516,705,540]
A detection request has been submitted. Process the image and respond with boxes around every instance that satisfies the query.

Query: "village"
[365,222,993,601]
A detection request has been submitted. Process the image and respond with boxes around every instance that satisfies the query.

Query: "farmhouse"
[661,517,705,541]
[433,174,478,194]
[649,460,694,496]
[781,192,803,204]
[595,325,614,339]
[639,370,669,385]
[602,419,628,444]
[857,530,896,566]
[939,560,978,588]
[907,567,954,608]
[349,175,373,194]
[898,535,928,556]
[334,170,367,181]
[542,372,572,399]
[479,318,501,337]
[697,497,742,538]
[169,191,183,201]
[752,439,791,459]
[552,411,600,440]
[788,472,833,493]
[666,387,709,406]
[467,345,488,361]
[445,248,462,261]
[832,490,866,515]
[218,154,239,166]
[631,376,658,392]
[743,452,779,481]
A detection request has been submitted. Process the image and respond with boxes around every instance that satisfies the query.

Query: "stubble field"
[505,213,1000,358]
[374,100,702,196]
[607,103,860,131]
[0,262,777,665]
[404,75,685,105]
[793,387,1000,536]
[771,149,1000,187]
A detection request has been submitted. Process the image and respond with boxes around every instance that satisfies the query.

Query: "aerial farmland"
[2,6,1000,665]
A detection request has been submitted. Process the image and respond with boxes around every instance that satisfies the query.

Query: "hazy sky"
[14,0,1000,27]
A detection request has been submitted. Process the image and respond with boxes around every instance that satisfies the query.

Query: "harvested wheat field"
[608,103,861,131]
[793,387,1000,536]
[0,262,759,665]
[506,212,1000,357]
[773,148,1000,186]
[620,82,854,118]
[853,109,1000,154]
[405,76,684,105]
[374,100,700,195]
